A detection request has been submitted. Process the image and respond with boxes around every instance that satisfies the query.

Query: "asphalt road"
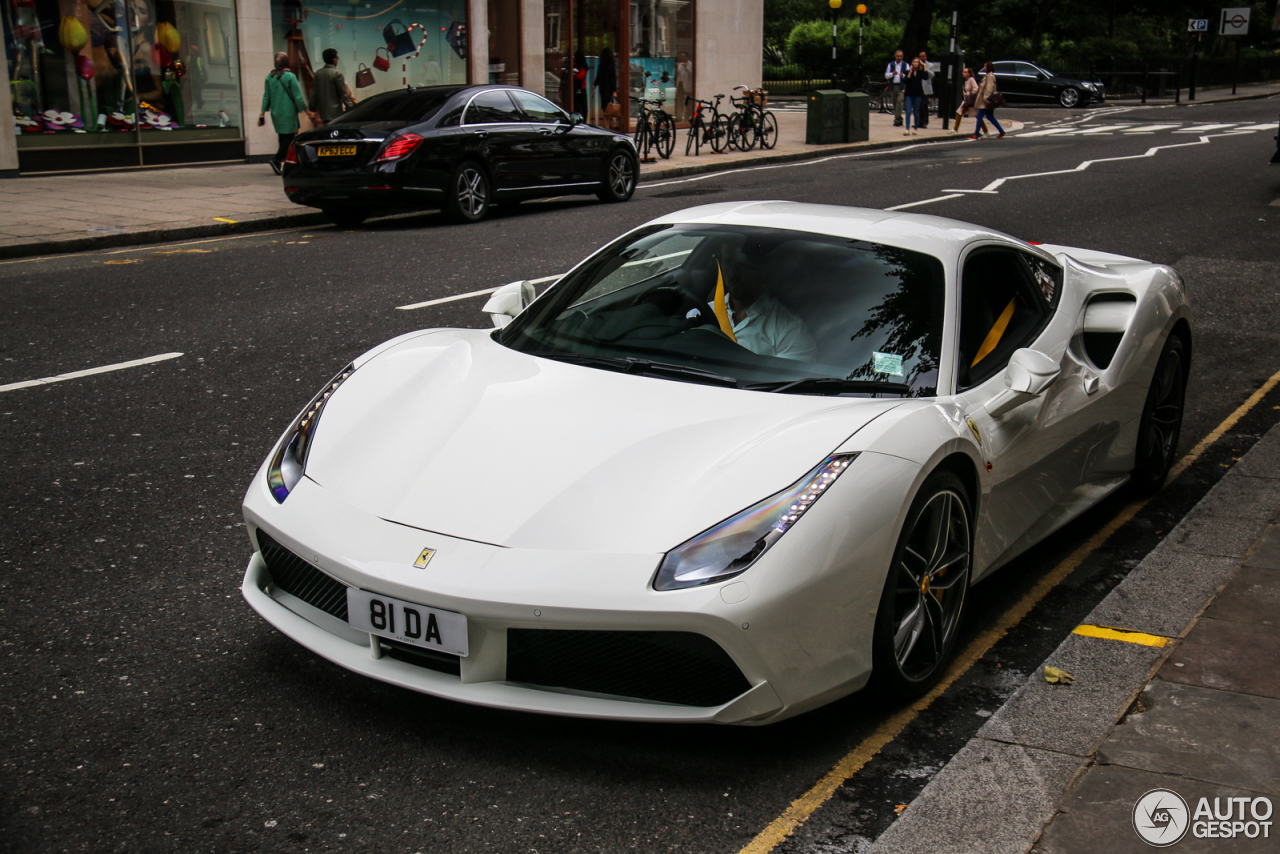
[2,96,1279,854]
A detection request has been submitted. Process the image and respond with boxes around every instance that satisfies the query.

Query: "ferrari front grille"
[257,531,349,621]
[506,629,751,707]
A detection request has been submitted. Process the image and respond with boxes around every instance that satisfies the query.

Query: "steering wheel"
[632,285,719,330]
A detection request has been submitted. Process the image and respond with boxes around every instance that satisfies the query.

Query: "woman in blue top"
[258,52,309,173]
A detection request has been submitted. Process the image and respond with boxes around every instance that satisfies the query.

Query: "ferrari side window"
[958,247,1051,389]
[1021,252,1062,307]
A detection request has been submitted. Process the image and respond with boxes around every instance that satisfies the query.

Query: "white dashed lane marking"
[0,353,184,393]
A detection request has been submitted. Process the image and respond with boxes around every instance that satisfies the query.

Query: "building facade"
[1,0,760,175]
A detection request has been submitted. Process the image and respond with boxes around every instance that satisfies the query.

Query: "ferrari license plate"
[347,589,469,657]
[317,144,357,157]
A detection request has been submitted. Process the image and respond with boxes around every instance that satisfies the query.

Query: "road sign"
[1188,19,1209,32]
[1220,7,1250,35]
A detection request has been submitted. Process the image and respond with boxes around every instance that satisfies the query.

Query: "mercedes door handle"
[475,131,489,139]
[538,128,554,135]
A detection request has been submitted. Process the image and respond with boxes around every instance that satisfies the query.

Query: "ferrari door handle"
[1083,375,1099,395]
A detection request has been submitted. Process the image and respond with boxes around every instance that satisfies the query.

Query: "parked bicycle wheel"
[685,117,702,156]
[654,114,676,159]
[757,110,778,150]
[709,113,730,153]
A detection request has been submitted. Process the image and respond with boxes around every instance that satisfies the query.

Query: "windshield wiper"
[744,377,912,396]
[533,352,741,387]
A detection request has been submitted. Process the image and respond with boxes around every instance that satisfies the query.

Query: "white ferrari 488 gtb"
[241,202,1190,724]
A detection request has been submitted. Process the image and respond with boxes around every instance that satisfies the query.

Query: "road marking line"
[395,274,561,311]
[213,217,239,223]
[1015,128,1077,137]
[1075,125,1133,134]
[1073,624,1171,647]
[884,194,965,211]
[1180,123,1238,131]
[0,352,184,393]
[737,364,1280,854]
[1122,124,1181,132]
[1236,123,1279,131]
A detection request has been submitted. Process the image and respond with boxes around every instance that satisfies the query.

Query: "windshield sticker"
[873,352,904,376]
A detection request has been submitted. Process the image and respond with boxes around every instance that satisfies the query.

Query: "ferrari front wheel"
[871,470,972,699]
[1131,334,1186,493]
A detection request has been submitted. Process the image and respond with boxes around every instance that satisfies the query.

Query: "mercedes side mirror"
[569,112,584,126]
[986,349,1061,418]
[483,280,535,328]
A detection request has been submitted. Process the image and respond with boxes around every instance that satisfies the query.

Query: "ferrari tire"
[445,161,491,223]
[871,470,972,699]
[324,207,368,229]
[596,148,637,203]
[1059,87,1080,108]
[1130,334,1186,494]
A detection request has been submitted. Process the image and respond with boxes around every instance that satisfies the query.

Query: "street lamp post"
[829,0,841,89]
[856,4,867,85]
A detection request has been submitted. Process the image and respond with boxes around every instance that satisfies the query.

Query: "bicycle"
[684,94,730,156]
[632,73,675,161]
[860,77,894,114]
[728,85,778,151]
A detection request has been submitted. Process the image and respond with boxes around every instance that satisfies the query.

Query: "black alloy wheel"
[1059,87,1080,108]
[1131,335,1186,493]
[323,207,368,229]
[871,470,972,697]
[596,149,637,203]
[445,161,490,223]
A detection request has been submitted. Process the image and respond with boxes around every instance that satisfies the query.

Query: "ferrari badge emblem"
[965,417,982,446]
[413,547,437,568]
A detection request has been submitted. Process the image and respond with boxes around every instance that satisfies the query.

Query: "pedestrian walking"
[572,51,588,118]
[953,67,987,134]
[674,51,693,122]
[884,49,908,127]
[259,52,308,174]
[308,48,356,126]
[917,51,935,129]
[594,47,619,130]
[970,62,1006,139]
[902,58,929,136]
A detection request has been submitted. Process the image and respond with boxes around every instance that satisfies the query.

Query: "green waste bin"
[806,90,847,145]
[845,92,869,143]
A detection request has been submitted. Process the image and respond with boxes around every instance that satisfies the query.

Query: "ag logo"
[1133,788,1190,847]
[413,547,436,569]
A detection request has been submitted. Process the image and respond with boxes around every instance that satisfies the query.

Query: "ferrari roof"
[647,201,1025,262]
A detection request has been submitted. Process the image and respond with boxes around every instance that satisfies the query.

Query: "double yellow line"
[740,364,1280,854]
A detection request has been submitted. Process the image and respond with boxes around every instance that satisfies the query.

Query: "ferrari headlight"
[266,364,354,503]
[653,454,859,591]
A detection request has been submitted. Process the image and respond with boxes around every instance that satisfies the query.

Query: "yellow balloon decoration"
[59,16,88,53]
[156,22,181,54]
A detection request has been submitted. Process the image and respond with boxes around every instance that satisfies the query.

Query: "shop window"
[627,0,693,120]
[487,0,519,85]
[270,0,468,106]
[6,0,244,167]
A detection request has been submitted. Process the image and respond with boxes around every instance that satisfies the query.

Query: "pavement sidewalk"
[0,103,1005,260]
[867,424,1280,854]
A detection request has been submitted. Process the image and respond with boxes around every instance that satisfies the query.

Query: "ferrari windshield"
[499,224,945,395]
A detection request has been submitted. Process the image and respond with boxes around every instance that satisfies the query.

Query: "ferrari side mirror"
[986,349,1061,418]
[483,280,535,328]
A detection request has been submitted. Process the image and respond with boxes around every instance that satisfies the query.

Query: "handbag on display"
[383,19,416,58]
[355,63,375,89]
[373,47,391,72]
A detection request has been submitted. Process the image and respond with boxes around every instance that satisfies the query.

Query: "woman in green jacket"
[259,52,308,173]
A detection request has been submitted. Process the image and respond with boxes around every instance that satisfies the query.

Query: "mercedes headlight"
[653,454,859,591]
[266,364,354,503]
[1082,82,1097,91]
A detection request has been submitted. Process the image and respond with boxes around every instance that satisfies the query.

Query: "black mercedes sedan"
[985,61,1103,108]
[281,84,639,227]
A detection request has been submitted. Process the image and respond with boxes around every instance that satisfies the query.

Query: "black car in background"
[984,61,1103,108]
[281,85,639,227]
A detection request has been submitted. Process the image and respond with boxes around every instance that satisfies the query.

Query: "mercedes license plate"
[318,144,357,157]
[347,589,468,657]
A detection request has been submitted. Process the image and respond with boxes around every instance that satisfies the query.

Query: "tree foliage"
[767,0,1280,74]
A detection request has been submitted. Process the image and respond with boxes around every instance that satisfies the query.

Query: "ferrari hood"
[303,330,904,554]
